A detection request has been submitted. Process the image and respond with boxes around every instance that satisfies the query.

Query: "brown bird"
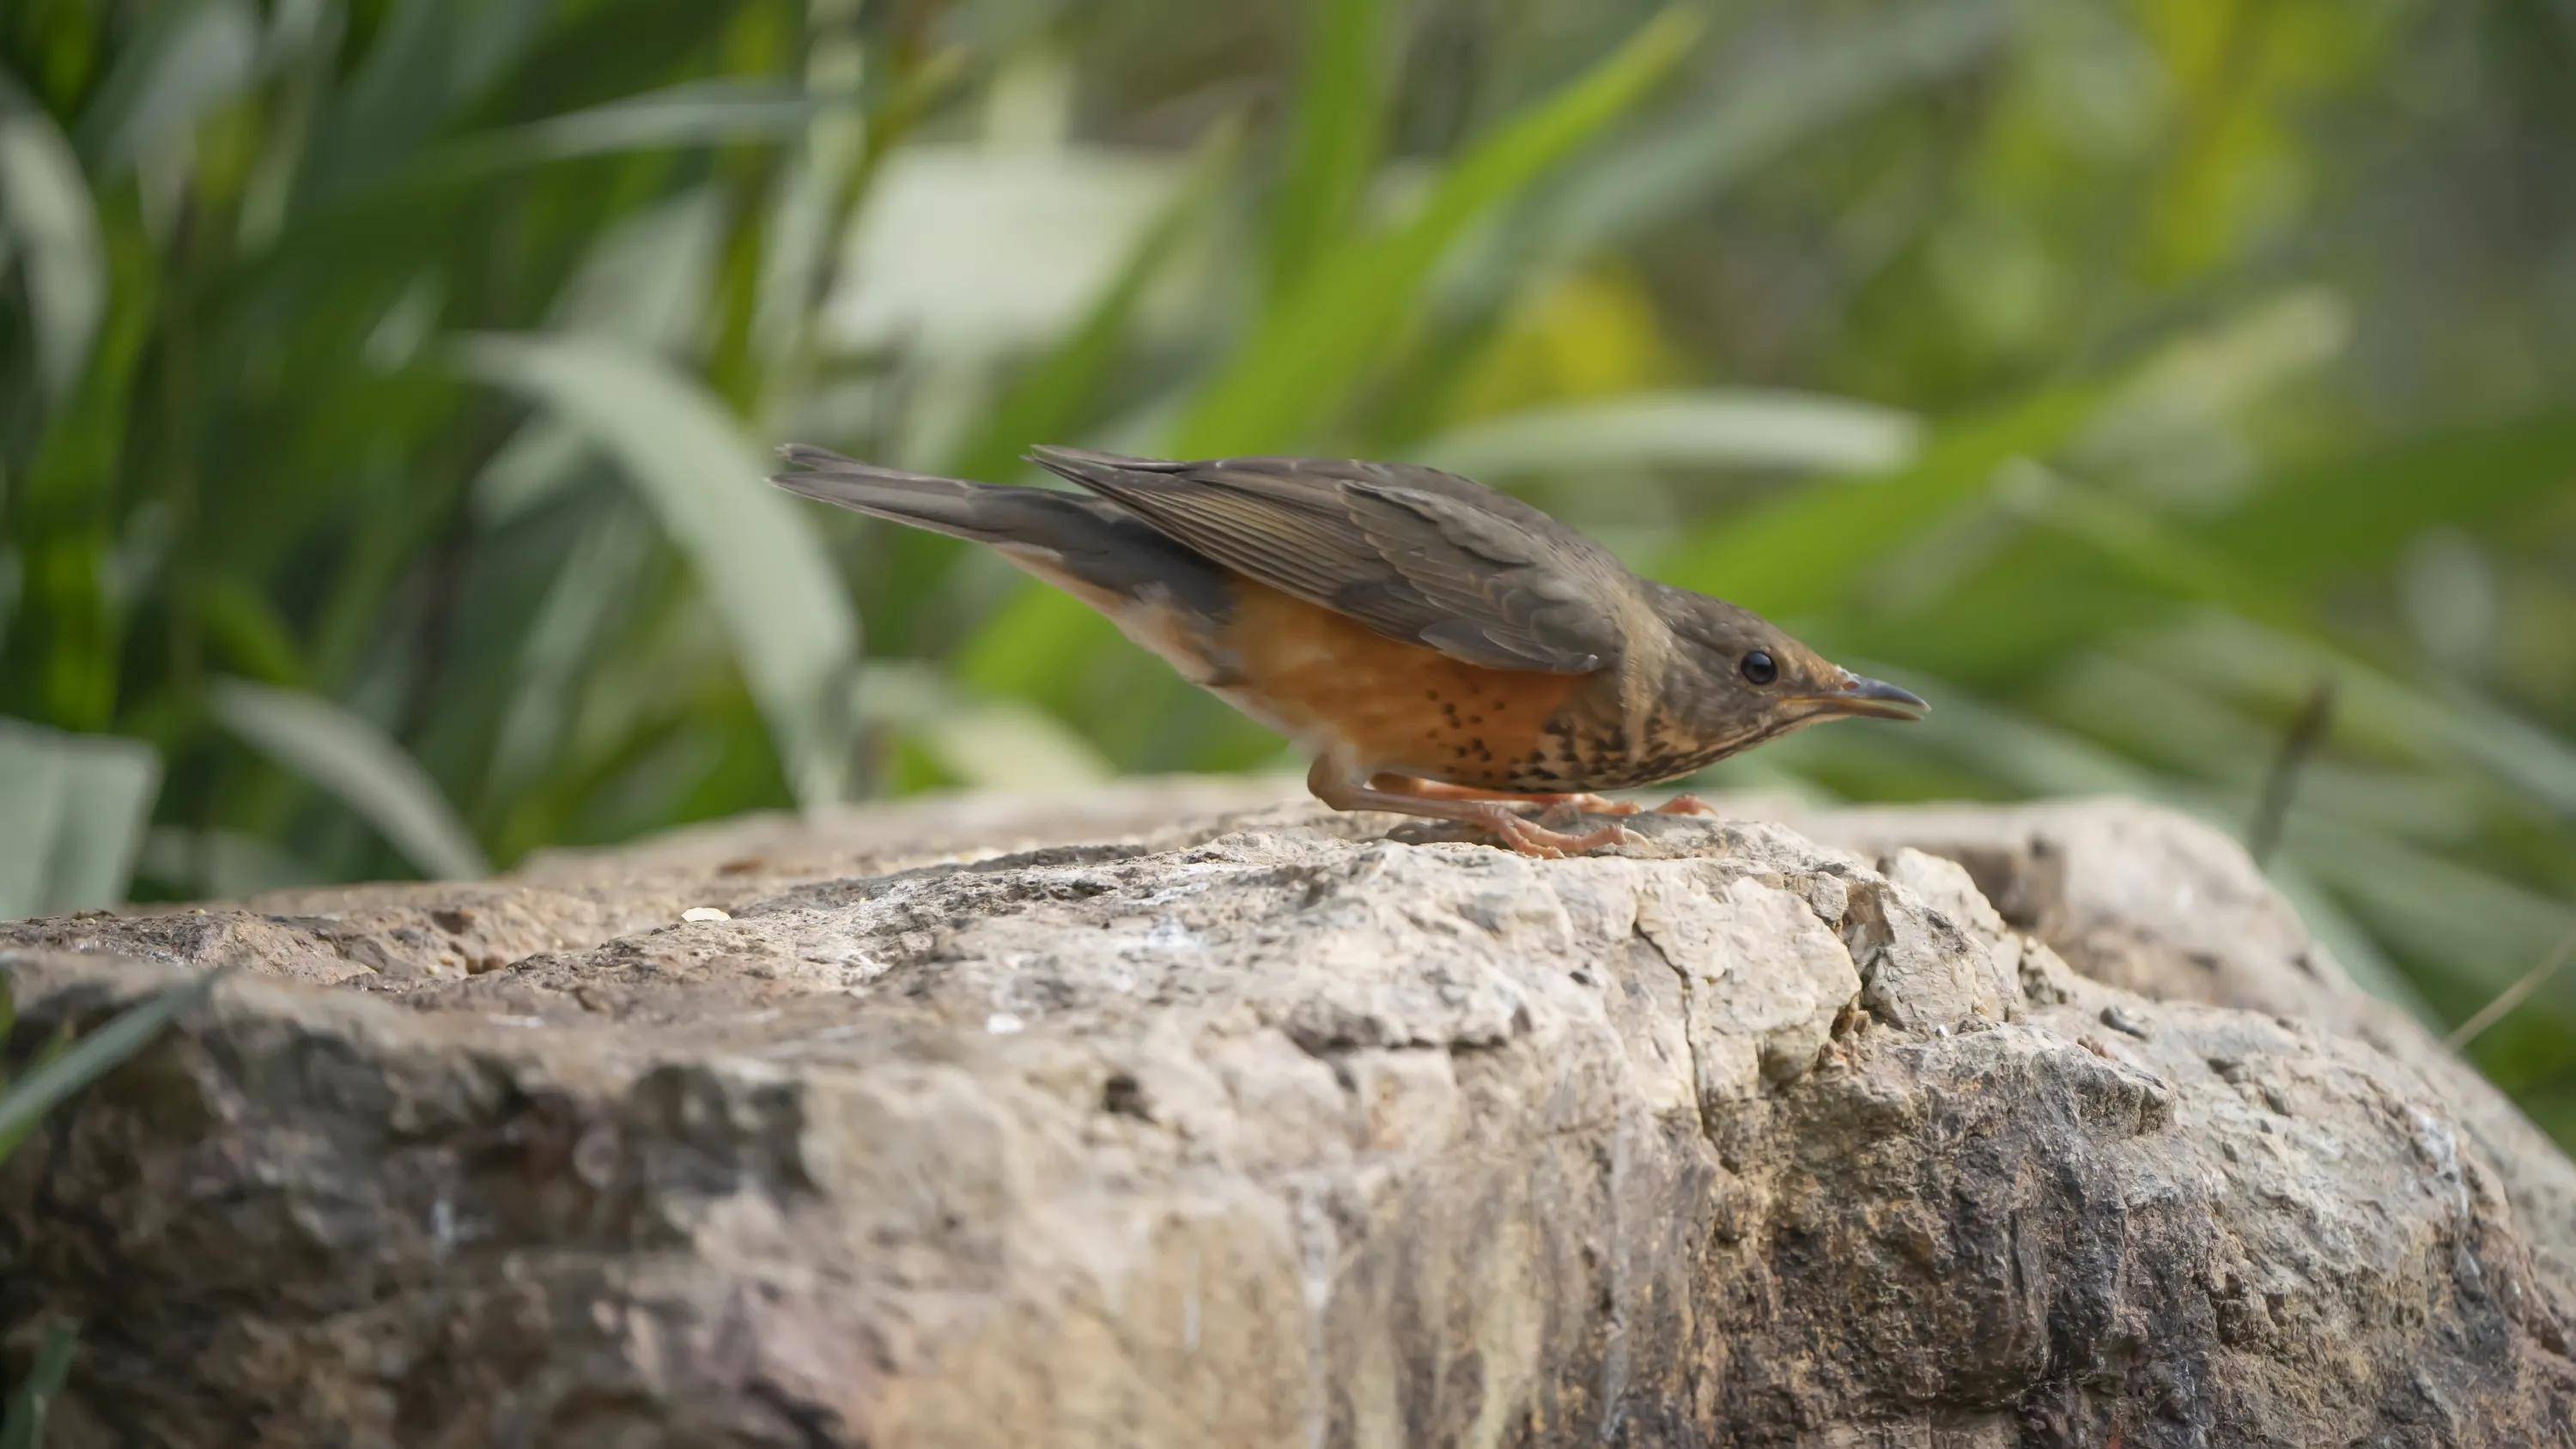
[771,446,1925,857]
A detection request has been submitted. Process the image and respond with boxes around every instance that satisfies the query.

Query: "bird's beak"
[1803,674,1928,721]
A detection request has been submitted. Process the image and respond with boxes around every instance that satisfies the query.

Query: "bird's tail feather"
[769,444,1244,620]
[768,446,1024,543]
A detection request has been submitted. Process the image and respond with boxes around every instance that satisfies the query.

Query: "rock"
[3,788,2571,1446]
[1792,797,2576,1312]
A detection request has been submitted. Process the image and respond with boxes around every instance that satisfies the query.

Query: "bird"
[769,445,1926,858]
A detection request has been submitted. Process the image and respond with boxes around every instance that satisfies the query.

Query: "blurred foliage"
[1,0,2573,1135]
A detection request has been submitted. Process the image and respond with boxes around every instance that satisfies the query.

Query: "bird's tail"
[769,445,1023,543]
[769,444,1238,622]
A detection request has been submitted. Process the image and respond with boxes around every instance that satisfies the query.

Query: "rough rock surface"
[3,784,2571,1446]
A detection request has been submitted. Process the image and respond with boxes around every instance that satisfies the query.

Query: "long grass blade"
[944,115,1247,484]
[1479,0,2008,283]
[0,1319,75,1449]
[1659,384,2105,615]
[0,82,106,400]
[507,81,824,161]
[209,680,489,880]
[856,662,1113,791]
[1169,6,1704,456]
[1265,0,1391,303]
[2200,409,2576,581]
[2448,926,2576,1051]
[68,0,262,179]
[1416,389,1922,478]
[454,333,863,808]
[0,966,225,1163]
[0,720,160,919]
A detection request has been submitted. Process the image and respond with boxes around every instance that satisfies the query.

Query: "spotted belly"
[1060,570,1771,794]
[1484,707,1753,791]
[1206,581,1588,785]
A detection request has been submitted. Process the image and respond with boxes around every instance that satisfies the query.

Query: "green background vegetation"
[2,0,2573,1137]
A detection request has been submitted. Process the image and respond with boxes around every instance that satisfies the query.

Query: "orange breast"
[1215,580,1586,786]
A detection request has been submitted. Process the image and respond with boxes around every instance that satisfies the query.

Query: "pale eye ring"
[1741,650,1777,686]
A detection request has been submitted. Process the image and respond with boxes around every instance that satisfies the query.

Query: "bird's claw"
[1485,807,1639,858]
[1536,794,1641,828]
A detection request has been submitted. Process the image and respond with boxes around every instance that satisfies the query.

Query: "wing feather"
[1025,448,1629,674]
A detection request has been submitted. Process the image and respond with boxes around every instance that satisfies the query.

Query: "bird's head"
[1653,585,1927,753]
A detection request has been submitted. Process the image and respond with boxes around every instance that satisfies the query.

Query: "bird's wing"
[1026,448,1628,673]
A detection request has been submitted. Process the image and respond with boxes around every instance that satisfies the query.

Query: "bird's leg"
[1310,761,1637,859]
[1653,794,1719,816]
[1369,774,1642,816]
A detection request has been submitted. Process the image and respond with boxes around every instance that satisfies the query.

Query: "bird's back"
[1027,446,1642,676]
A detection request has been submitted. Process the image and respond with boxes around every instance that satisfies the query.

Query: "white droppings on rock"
[1138,916,1200,952]
[681,906,731,923]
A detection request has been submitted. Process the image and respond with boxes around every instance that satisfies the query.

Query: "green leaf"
[1265,0,1391,302]
[953,577,1127,714]
[0,1319,75,1449]
[1942,471,2576,823]
[8,215,156,733]
[198,577,309,686]
[454,333,863,807]
[209,680,490,880]
[0,719,160,919]
[1415,389,1923,479]
[1474,0,2008,286]
[2133,617,2576,824]
[470,189,728,526]
[0,79,106,400]
[135,828,320,900]
[1659,384,2105,616]
[485,509,654,803]
[2297,829,2576,1009]
[296,0,550,200]
[943,115,1248,485]
[418,81,845,183]
[69,0,262,179]
[856,662,1112,791]
[2198,409,2576,580]
[1168,6,1705,456]
[0,967,223,1165]
[501,80,826,162]
[823,145,1208,363]
[897,123,1245,670]
[469,422,598,528]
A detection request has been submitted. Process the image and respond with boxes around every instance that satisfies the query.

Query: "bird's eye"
[1740,650,1777,686]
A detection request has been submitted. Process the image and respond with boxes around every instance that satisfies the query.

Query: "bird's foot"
[1562,792,1642,816]
[1477,805,1639,859]
[1534,794,1641,828]
[1653,794,1719,816]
